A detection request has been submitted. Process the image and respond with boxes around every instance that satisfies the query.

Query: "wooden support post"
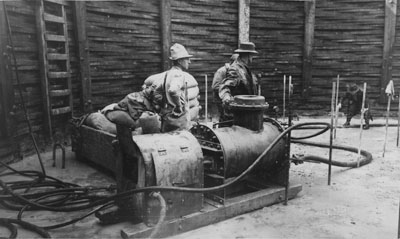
[73,1,92,113]
[0,2,14,137]
[238,0,250,44]
[160,0,171,71]
[380,0,397,103]
[302,0,315,100]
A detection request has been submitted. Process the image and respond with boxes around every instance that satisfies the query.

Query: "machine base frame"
[121,184,302,238]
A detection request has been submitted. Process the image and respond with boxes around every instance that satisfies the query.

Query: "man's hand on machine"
[222,94,233,105]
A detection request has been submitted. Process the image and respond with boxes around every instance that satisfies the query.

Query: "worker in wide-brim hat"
[212,54,239,122]
[337,83,373,129]
[218,42,260,121]
[145,43,200,132]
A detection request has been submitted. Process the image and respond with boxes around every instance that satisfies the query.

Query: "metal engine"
[111,95,294,237]
[190,95,287,204]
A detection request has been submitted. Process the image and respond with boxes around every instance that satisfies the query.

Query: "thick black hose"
[0,122,330,213]
[0,218,51,238]
[0,219,17,239]
[292,139,373,167]
[0,121,373,235]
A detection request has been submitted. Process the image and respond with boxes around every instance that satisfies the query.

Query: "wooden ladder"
[36,0,72,136]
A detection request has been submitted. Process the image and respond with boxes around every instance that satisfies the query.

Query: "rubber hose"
[0,218,51,238]
[292,139,373,167]
[0,219,17,239]
[148,192,166,239]
[0,122,330,212]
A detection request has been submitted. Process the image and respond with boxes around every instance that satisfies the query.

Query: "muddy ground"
[1,116,399,239]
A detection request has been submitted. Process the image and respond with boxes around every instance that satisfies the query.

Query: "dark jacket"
[218,58,258,101]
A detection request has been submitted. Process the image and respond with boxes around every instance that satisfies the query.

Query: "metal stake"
[383,93,391,157]
[205,74,208,124]
[283,75,286,122]
[334,75,340,139]
[358,83,367,167]
[329,81,336,185]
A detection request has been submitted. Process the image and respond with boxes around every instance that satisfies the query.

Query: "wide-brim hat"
[234,42,258,54]
[169,43,193,60]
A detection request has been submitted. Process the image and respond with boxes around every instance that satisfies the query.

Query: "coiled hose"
[0,122,373,238]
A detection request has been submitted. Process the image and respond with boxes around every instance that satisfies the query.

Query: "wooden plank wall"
[1,0,48,157]
[171,0,239,116]
[2,0,400,163]
[250,0,305,106]
[312,0,385,109]
[85,0,162,110]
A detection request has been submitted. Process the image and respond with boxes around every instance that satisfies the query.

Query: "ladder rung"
[45,34,66,42]
[48,72,70,78]
[50,89,70,97]
[47,53,68,60]
[44,0,68,6]
[52,106,71,115]
[44,13,65,23]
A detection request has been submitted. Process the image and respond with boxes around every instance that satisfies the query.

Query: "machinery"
[103,95,301,238]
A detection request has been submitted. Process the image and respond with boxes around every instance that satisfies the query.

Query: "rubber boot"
[363,119,370,130]
[343,118,351,127]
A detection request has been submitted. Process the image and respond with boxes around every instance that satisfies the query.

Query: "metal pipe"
[397,95,400,147]
[284,75,292,205]
[334,75,340,139]
[205,74,208,124]
[283,75,286,122]
[329,81,336,185]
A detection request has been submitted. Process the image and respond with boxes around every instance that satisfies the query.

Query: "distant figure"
[218,42,259,121]
[211,53,239,121]
[338,83,372,129]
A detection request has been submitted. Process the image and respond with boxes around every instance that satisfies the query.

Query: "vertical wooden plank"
[73,1,92,113]
[239,0,250,44]
[160,0,171,71]
[302,0,315,100]
[381,0,397,102]
[35,0,52,135]
[0,2,14,137]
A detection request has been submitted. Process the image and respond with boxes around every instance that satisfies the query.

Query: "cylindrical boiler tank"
[191,119,285,178]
